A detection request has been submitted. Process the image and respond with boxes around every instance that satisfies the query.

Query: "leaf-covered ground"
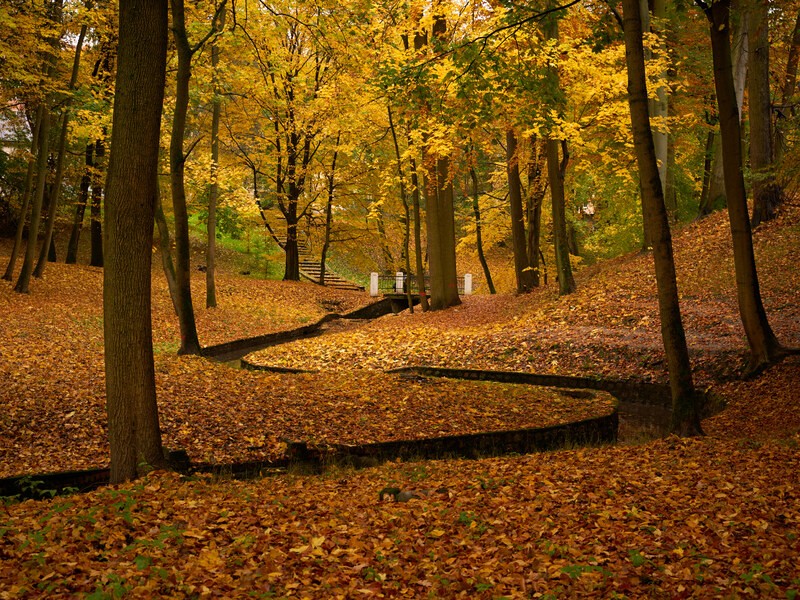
[1,199,799,597]
[2,437,798,598]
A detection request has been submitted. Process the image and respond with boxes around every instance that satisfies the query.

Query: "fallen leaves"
[1,437,798,597]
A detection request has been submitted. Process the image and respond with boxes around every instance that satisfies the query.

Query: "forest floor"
[1,199,799,597]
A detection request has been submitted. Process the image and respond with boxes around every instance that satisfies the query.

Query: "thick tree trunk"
[704,0,787,375]
[507,130,535,293]
[623,0,703,436]
[470,166,495,294]
[748,0,782,227]
[3,107,44,281]
[89,139,104,267]
[169,0,201,354]
[701,3,748,217]
[65,144,93,264]
[104,0,169,483]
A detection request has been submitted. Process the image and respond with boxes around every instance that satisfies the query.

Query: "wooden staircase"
[276,236,364,292]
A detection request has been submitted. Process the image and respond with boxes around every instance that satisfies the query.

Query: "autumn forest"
[1,0,799,596]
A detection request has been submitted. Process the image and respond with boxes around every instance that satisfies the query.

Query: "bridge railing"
[370,272,472,297]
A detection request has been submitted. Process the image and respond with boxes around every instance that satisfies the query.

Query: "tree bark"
[320,133,340,288]
[748,0,782,227]
[65,144,93,265]
[623,0,703,436]
[700,2,748,217]
[702,0,787,375]
[206,6,225,309]
[526,137,547,287]
[470,166,495,294]
[104,0,169,483]
[34,23,88,278]
[14,107,51,294]
[169,0,202,354]
[89,138,105,267]
[543,14,575,295]
[3,106,44,281]
[547,138,576,295]
[775,10,800,161]
[409,156,429,311]
[507,129,535,293]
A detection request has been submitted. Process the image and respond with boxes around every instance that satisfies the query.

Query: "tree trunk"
[624,0,703,436]
[34,23,87,278]
[703,0,787,375]
[387,109,414,310]
[470,166,495,294]
[89,138,105,267]
[547,139,576,295]
[507,130,535,293]
[543,14,575,295]
[701,3,748,217]
[526,137,547,287]
[698,126,715,213]
[65,144,93,264]
[14,106,51,294]
[169,0,202,354]
[3,106,44,281]
[748,0,782,227]
[206,5,225,309]
[155,188,181,316]
[775,11,800,162]
[651,0,669,191]
[320,133,340,288]
[104,0,169,483]
[409,156,429,311]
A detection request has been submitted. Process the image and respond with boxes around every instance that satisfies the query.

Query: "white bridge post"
[395,271,405,293]
[464,273,473,295]
[370,272,379,297]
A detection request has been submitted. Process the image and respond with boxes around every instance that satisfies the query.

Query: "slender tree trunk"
[387,108,414,310]
[65,144,93,264]
[748,0,782,227]
[155,188,181,316]
[3,107,44,281]
[14,107,52,294]
[169,0,202,354]
[543,13,575,295]
[409,156,429,311]
[701,3,748,216]
[507,130,535,293]
[320,133,339,288]
[89,138,105,267]
[206,6,225,309]
[34,24,87,278]
[470,166,495,294]
[651,0,669,190]
[526,137,546,287]
[375,207,394,271]
[547,139,576,295]
[703,0,787,375]
[624,0,703,436]
[699,125,715,212]
[776,11,800,162]
[105,0,169,483]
